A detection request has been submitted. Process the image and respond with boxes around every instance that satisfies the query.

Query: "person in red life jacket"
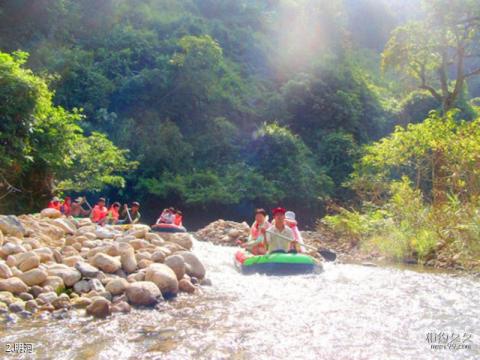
[90,197,108,224]
[173,210,183,227]
[48,197,62,211]
[61,196,72,216]
[284,211,304,253]
[240,208,270,255]
[106,202,121,225]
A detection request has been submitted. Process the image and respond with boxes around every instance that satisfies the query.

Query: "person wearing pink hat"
[284,211,305,253]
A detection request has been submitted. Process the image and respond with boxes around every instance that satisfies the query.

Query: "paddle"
[265,229,337,262]
[124,204,134,223]
[83,197,93,210]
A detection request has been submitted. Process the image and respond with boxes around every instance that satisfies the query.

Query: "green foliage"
[0,51,135,211]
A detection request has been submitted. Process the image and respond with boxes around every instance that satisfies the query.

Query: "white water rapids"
[1,239,479,359]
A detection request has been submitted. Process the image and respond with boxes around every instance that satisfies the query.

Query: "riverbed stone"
[41,276,65,293]
[0,277,28,294]
[92,253,121,273]
[111,301,131,313]
[40,208,62,219]
[144,263,178,297]
[37,291,57,304]
[164,255,186,280]
[72,296,92,309]
[178,279,196,293]
[75,262,100,278]
[0,215,25,237]
[9,302,25,313]
[19,268,48,286]
[47,265,81,286]
[105,278,128,296]
[177,251,206,280]
[120,246,137,273]
[25,299,38,312]
[86,297,111,318]
[0,262,12,279]
[52,294,71,310]
[125,281,162,306]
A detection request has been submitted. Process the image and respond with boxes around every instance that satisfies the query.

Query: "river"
[1,240,479,360]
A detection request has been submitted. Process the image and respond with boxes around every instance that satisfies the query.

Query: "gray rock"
[125,281,163,306]
[164,255,186,280]
[177,251,206,280]
[86,297,111,318]
[0,215,25,237]
[19,292,34,301]
[75,262,100,278]
[9,302,25,313]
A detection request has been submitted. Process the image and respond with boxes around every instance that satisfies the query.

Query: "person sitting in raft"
[241,208,270,255]
[266,207,296,253]
[284,211,305,253]
[119,201,141,224]
[70,197,90,218]
[157,207,174,224]
[106,202,121,225]
[47,196,62,211]
[90,197,108,224]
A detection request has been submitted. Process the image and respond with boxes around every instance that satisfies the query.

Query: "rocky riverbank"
[0,210,209,322]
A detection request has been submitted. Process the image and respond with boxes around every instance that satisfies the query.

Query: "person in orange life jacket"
[106,202,121,225]
[266,207,295,253]
[48,197,62,211]
[284,211,304,253]
[240,208,270,255]
[90,197,108,224]
[61,196,72,216]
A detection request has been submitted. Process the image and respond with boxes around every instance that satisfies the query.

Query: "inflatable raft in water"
[151,223,187,233]
[234,250,322,275]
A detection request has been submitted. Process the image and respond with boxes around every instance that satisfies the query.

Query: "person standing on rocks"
[241,208,270,255]
[266,207,295,253]
[90,197,108,224]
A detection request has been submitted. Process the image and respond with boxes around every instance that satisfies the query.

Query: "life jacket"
[61,201,71,216]
[249,220,270,255]
[91,205,108,223]
[48,201,62,211]
[107,206,119,222]
[173,214,183,226]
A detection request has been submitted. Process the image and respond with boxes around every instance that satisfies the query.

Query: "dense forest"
[1,0,480,241]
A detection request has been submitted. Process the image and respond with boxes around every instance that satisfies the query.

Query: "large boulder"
[0,262,12,279]
[40,208,62,219]
[125,281,162,306]
[0,215,26,237]
[177,251,206,280]
[164,255,185,280]
[86,297,111,318]
[92,253,121,273]
[47,265,82,286]
[0,277,28,294]
[19,268,48,286]
[144,263,178,297]
[105,278,129,296]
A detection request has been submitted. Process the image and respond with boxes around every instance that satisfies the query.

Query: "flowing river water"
[1,239,479,360]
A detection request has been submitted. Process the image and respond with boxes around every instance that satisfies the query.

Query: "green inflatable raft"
[234,250,323,275]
